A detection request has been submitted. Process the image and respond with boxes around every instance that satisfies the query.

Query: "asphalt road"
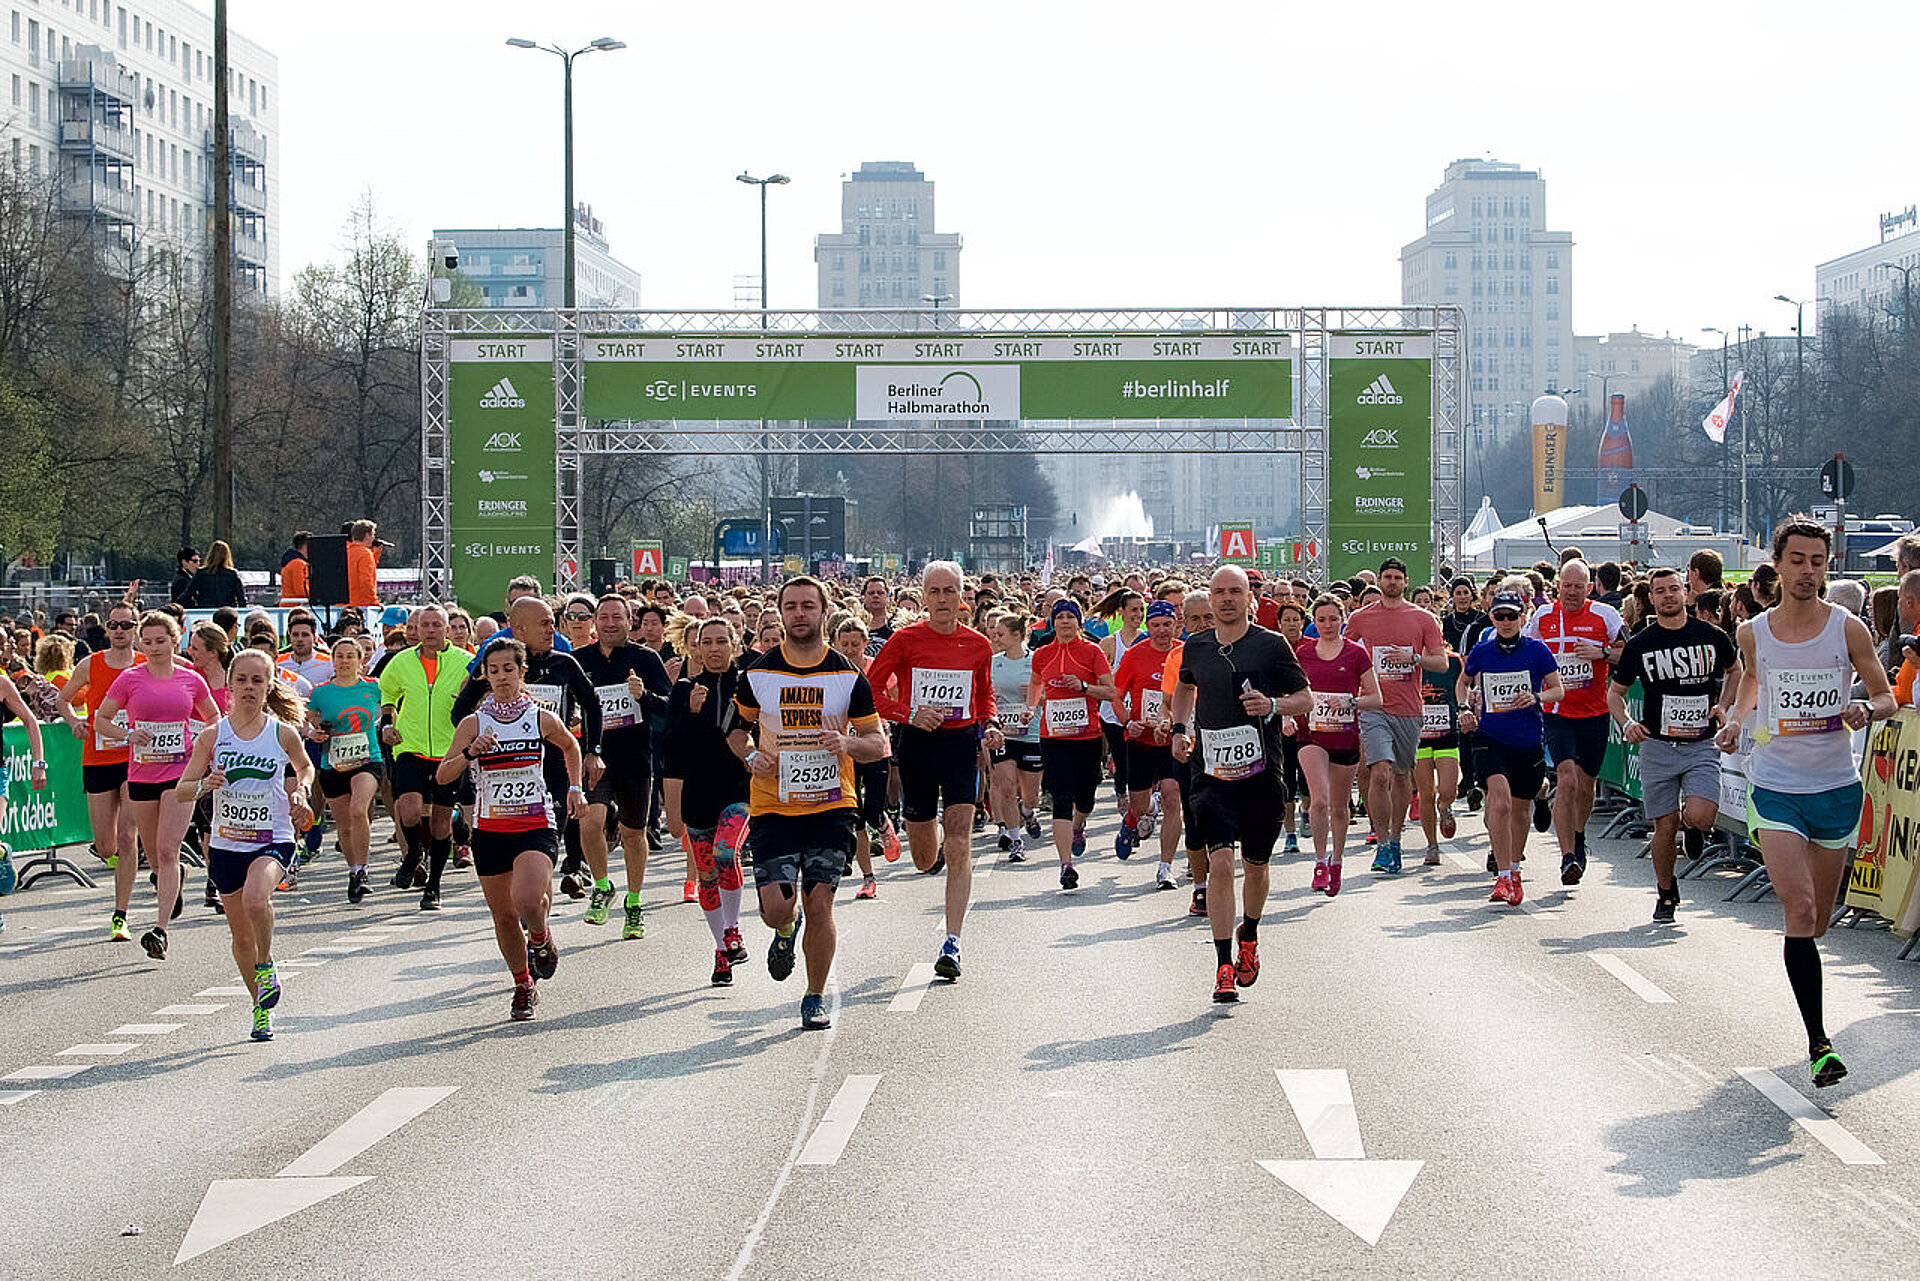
[2,793,1917,1280]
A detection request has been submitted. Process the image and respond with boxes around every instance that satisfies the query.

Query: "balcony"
[59,178,136,223]
[206,121,269,167]
[228,176,268,214]
[231,225,269,266]
[58,118,135,163]
[57,54,136,106]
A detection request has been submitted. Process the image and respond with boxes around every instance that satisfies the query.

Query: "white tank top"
[1100,628,1138,726]
[1748,602,1859,794]
[209,715,294,851]
[473,697,554,833]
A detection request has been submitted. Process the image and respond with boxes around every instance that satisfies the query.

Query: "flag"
[1702,370,1745,443]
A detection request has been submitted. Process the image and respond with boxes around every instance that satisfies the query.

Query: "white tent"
[1461,504,1734,570]
[1465,497,1505,543]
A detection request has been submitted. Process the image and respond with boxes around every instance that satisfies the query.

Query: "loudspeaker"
[589,557,619,597]
[307,534,350,606]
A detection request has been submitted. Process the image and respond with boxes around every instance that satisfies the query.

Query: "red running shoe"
[882,821,902,863]
[1212,962,1239,1003]
[1234,934,1260,987]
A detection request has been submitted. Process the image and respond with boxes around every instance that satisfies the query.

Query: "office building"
[2,0,279,293]
[1401,158,1574,451]
[814,160,961,310]
[1571,327,1697,416]
[433,204,643,309]
[1817,207,1920,328]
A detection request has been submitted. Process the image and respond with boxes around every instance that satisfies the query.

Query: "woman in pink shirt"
[94,613,219,959]
[1285,596,1383,896]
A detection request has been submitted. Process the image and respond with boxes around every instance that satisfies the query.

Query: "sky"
[234,0,1915,341]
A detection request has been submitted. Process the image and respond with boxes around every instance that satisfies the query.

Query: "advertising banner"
[1846,712,1920,931]
[1254,539,1316,571]
[449,339,556,612]
[2,724,90,853]
[631,541,664,577]
[1532,393,1570,514]
[1218,523,1256,563]
[1328,334,1433,583]
[667,555,690,580]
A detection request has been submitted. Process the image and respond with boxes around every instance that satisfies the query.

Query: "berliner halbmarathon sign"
[1326,333,1434,584]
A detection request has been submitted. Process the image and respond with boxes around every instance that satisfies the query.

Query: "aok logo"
[482,431,522,453]
[1359,428,1401,448]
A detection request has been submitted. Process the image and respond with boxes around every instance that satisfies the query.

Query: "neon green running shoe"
[1810,1043,1848,1089]
[250,1007,274,1042]
[585,879,614,926]
[621,891,644,940]
[254,961,281,1011]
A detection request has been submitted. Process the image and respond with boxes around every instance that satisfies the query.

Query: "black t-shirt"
[662,666,752,831]
[576,642,672,760]
[1443,609,1486,653]
[1176,623,1309,777]
[1611,617,1738,743]
[453,648,602,754]
[864,620,894,659]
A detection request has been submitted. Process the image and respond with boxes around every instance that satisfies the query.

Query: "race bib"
[526,683,565,715]
[998,701,1030,733]
[910,668,973,723]
[1309,692,1356,734]
[596,683,637,730]
[1481,671,1532,715]
[329,730,371,769]
[1660,695,1711,740]
[94,708,129,754]
[778,748,844,804]
[1202,723,1265,780]
[134,719,188,766]
[479,764,546,821]
[1556,653,1593,689]
[1421,700,1453,740]
[1140,688,1165,724]
[1768,667,1846,737]
[1045,697,1090,737]
[214,787,275,847]
[1372,646,1416,681]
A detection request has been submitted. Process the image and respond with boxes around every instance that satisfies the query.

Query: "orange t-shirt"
[280,555,309,604]
[346,542,381,606]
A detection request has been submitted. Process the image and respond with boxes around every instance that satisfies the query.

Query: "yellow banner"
[1532,422,1567,513]
[1845,710,1920,934]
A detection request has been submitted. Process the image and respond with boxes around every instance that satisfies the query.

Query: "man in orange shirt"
[279,548,310,605]
[346,520,383,607]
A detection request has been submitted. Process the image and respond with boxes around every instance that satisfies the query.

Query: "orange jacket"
[280,555,309,604]
[346,541,381,606]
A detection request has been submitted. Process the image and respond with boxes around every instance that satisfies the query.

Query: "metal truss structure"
[420,306,1464,595]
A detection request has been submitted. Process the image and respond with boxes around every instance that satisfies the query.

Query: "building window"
[1546,250,1559,269]
[1546,277,1559,295]
[1443,252,1457,269]
[9,75,17,107]
[933,250,946,269]
[25,79,35,120]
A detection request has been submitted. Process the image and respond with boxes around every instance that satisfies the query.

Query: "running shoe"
[682,880,698,903]
[347,867,368,904]
[1810,1043,1848,1089]
[1155,863,1177,890]
[1532,792,1552,832]
[171,885,184,921]
[768,922,799,981]
[843,854,854,878]
[1212,962,1239,1003]
[390,854,421,891]
[204,879,223,912]
[998,827,1012,851]
[276,859,299,892]
[585,880,614,926]
[250,1007,274,1042]
[855,877,877,900]
[1509,870,1525,905]
[1388,844,1404,874]
[1071,827,1086,859]
[1060,862,1079,890]
[1423,846,1442,867]
[140,926,167,960]
[251,963,279,1011]
[926,853,946,876]
[1365,831,1378,845]
[1683,828,1705,861]
[883,821,902,862]
[1283,831,1299,856]
[1370,848,1393,874]
[1487,850,1498,873]
[1439,808,1457,840]
[623,895,646,940]
[800,992,831,1030]
[110,911,131,943]
[511,981,537,1021]
[1024,811,1043,840]
[527,934,560,980]
[1234,933,1260,987]
[419,888,441,912]
[560,871,587,900]
[934,935,962,981]
[1311,861,1329,892]
[1652,885,1679,925]
[1465,786,1483,813]
[1008,833,1027,862]
[1489,876,1512,904]
[711,949,733,987]
[452,844,473,869]
[1114,823,1135,860]
[1560,852,1584,886]
[723,925,747,962]
[1326,862,1342,897]
[973,810,987,834]
[1189,887,1207,916]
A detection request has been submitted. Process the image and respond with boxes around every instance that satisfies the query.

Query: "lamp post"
[1879,261,1916,332]
[1774,293,1831,561]
[506,35,625,308]
[738,172,790,585]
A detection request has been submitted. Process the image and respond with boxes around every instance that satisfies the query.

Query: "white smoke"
[1088,491,1154,540]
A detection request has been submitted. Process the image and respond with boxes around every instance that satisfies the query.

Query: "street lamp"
[1702,326,1734,532]
[738,172,790,585]
[1774,293,1832,560]
[1879,261,1916,331]
[506,35,625,309]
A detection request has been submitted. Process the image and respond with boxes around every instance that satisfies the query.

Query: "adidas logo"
[479,377,526,409]
[1357,374,1404,405]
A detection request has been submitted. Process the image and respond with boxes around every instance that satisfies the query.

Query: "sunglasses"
[1491,611,1522,621]
[563,613,592,622]
[106,620,135,630]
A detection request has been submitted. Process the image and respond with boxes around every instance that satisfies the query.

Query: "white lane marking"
[888,963,937,1013]
[276,959,328,967]
[109,1023,183,1036]
[174,1177,370,1266]
[1274,1069,1366,1159]
[58,1043,138,1057]
[0,944,30,954]
[1440,846,1481,872]
[327,936,375,945]
[153,1004,225,1016]
[301,945,363,955]
[1737,1068,1884,1166]
[38,924,95,936]
[1590,954,1677,1004]
[1258,1160,1424,1247]
[277,1086,460,1177]
[796,1074,882,1166]
[196,986,251,998]
[1670,1053,1718,1085]
[5,1064,91,1080]
[0,1089,40,1105]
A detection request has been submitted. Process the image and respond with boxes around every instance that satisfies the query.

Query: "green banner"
[667,555,690,580]
[448,344,556,612]
[1598,688,1643,800]
[1328,335,1433,584]
[4,723,90,854]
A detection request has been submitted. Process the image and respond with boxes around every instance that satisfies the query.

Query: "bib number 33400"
[1202,724,1265,781]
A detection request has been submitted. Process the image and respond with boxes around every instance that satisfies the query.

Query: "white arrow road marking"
[173,1178,370,1266]
[1737,1068,1883,1166]
[1590,954,1676,1004]
[797,1075,882,1166]
[1258,1160,1426,1246]
[277,1086,461,1177]
[888,963,937,1013]
[1274,1069,1366,1159]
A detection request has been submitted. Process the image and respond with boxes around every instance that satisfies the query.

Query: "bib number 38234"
[1202,724,1265,781]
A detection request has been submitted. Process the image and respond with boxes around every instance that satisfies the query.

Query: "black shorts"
[83,761,129,794]
[896,725,981,823]
[1475,738,1547,801]
[1299,741,1361,768]
[127,776,184,803]
[209,842,292,894]
[1189,772,1286,863]
[1126,740,1177,790]
[319,764,379,800]
[854,757,890,830]
[748,809,856,891]
[1041,736,1103,821]
[471,826,559,878]
[1543,714,1608,778]
[586,754,652,825]
[990,738,1042,772]
[391,752,458,808]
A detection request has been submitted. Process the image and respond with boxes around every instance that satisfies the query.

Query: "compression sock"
[426,837,451,892]
[1239,915,1259,942]
[720,885,743,933]
[1783,936,1827,1053]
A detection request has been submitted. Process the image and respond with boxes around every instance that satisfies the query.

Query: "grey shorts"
[1637,737,1721,820]
[747,809,857,892]
[1358,710,1421,773]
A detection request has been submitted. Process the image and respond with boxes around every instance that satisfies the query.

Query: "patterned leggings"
[686,804,748,911]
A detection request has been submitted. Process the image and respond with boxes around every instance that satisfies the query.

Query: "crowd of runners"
[0,519,1909,1088]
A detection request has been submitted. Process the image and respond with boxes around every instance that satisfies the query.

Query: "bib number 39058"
[214,789,273,845]
[1202,724,1265,781]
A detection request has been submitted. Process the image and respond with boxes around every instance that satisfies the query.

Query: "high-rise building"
[1571,328,1697,412]
[1401,158,1573,450]
[814,161,961,310]
[1,0,280,294]
[434,204,643,309]
[1816,207,1920,328]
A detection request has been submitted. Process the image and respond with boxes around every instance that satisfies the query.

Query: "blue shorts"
[209,843,292,895]
[1747,783,1863,850]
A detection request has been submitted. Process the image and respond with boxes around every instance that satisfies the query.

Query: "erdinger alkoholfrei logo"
[1357,374,1404,405]
[479,377,527,409]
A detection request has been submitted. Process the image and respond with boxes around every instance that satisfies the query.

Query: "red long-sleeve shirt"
[867,620,998,728]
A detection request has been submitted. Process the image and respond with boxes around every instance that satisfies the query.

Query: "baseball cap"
[1489,591,1527,618]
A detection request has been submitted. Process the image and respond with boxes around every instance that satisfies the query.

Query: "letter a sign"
[631,541,664,577]
[1219,522,1256,564]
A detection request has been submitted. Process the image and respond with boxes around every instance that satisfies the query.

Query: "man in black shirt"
[575,595,672,934]
[1608,566,1742,924]
[1168,565,1312,1005]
